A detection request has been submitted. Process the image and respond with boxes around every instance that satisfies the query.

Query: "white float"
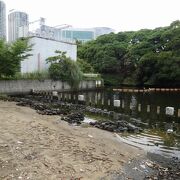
[165,107,174,116]
[52,91,58,97]
[78,95,85,101]
[114,100,120,107]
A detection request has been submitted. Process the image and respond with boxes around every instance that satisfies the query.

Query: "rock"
[127,123,140,133]
[116,127,128,132]
[63,112,85,124]
[167,129,173,134]
[11,95,145,133]
[88,135,93,138]
[89,121,97,126]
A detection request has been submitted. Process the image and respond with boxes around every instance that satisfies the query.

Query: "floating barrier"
[113,88,180,93]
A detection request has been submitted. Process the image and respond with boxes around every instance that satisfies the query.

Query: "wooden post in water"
[89,97,92,106]
[48,92,50,99]
[51,92,53,101]
[73,95,76,100]
[95,94,98,105]
[52,91,58,101]
[178,109,180,118]
[122,100,125,108]
[101,98,104,105]
[69,94,71,100]
[147,105,150,112]
[157,106,160,114]
[45,92,47,99]
[138,104,141,112]
[58,94,61,101]
[108,99,111,106]
[78,95,85,105]
[130,102,133,110]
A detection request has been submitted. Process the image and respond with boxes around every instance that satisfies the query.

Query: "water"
[59,88,180,158]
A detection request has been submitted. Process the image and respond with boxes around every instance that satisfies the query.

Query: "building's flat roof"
[29,36,76,45]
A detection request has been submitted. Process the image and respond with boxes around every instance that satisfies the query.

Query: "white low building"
[21,36,77,73]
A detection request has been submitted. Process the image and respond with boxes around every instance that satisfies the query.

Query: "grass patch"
[82,73,102,81]
[14,70,50,80]
[0,93,10,101]
[0,70,50,80]
[85,112,112,121]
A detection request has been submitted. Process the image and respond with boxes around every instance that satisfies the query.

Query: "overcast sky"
[3,0,180,32]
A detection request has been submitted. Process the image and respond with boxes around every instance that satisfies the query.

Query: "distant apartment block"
[0,1,6,40]
[8,11,29,42]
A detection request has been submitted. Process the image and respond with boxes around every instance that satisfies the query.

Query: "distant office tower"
[61,28,95,42]
[0,1,6,40]
[8,11,29,42]
[61,27,115,42]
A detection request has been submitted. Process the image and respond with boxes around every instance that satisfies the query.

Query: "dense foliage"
[46,51,83,88]
[0,38,32,78]
[77,58,94,73]
[78,21,180,86]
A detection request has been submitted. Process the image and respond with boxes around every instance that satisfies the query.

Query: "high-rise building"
[8,11,29,42]
[0,1,6,40]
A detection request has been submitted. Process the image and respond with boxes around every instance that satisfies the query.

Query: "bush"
[0,38,32,78]
[47,51,83,88]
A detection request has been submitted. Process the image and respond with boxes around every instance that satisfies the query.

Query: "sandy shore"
[0,100,145,179]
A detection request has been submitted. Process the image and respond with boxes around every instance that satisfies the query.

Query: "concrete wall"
[21,36,77,73]
[0,79,98,95]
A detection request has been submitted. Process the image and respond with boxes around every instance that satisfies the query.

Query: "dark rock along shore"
[14,95,144,133]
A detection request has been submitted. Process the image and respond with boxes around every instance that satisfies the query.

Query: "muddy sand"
[0,101,145,179]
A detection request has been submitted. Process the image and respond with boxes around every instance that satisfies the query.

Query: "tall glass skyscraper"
[8,11,29,42]
[0,1,6,40]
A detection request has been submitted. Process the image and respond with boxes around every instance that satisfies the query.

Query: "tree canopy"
[78,20,180,86]
[0,38,32,78]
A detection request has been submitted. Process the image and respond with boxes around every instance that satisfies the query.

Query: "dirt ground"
[0,101,143,180]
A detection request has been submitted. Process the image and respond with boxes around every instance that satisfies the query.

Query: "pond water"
[60,88,180,158]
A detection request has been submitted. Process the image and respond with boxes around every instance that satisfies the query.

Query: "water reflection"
[60,89,180,122]
[59,89,180,157]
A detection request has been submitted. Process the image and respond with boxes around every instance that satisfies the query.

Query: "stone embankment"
[6,95,145,133]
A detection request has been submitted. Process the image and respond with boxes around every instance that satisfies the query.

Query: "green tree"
[0,38,32,78]
[136,52,180,86]
[46,51,83,88]
[78,20,180,86]
[77,58,94,73]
